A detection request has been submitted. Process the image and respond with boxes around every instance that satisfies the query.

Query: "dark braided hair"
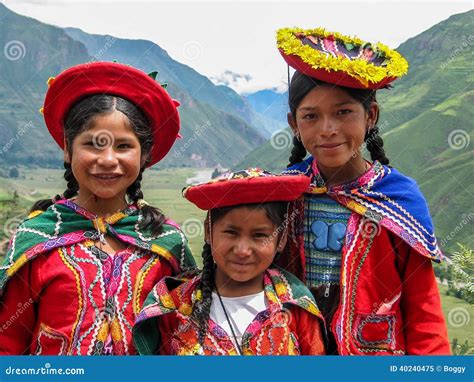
[30,94,166,235]
[191,242,214,345]
[287,71,389,167]
[191,202,288,347]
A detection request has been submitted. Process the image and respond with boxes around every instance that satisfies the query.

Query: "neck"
[214,269,264,298]
[74,193,128,217]
[317,157,368,188]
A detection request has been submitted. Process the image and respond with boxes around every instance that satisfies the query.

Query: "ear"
[287,112,299,138]
[276,230,288,252]
[63,138,71,163]
[366,101,379,129]
[204,216,210,244]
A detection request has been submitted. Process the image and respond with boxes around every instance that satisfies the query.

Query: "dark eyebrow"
[298,106,317,111]
[334,101,357,107]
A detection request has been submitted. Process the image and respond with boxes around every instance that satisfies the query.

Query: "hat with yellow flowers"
[277,27,409,89]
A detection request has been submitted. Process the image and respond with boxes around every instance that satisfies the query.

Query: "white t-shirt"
[210,290,268,349]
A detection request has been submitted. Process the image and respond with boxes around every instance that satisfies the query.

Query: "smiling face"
[65,110,143,211]
[207,206,286,296]
[288,84,378,185]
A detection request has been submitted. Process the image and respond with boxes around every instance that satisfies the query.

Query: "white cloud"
[3,0,472,93]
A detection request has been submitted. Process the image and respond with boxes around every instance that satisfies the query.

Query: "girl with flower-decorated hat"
[0,62,196,355]
[133,169,325,355]
[276,28,450,355]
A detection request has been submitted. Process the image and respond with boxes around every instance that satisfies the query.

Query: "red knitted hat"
[183,168,310,210]
[42,62,181,166]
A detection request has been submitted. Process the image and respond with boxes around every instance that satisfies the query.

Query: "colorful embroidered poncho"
[0,200,197,355]
[283,157,442,263]
[133,267,325,355]
[279,158,450,355]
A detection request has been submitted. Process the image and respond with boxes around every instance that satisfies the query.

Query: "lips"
[230,261,255,268]
[91,173,122,180]
[318,142,344,149]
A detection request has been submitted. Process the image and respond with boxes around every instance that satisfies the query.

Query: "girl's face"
[65,110,143,207]
[207,206,285,295]
[288,84,377,180]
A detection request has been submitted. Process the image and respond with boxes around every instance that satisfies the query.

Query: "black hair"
[287,71,389,167]
[30,95,165,236]
[191,202,288,346]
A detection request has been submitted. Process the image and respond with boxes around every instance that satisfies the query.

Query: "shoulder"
[266,267,322,319]
[137,272,201,321]
[282,156,314,176]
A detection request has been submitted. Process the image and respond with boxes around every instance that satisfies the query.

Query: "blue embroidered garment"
[283,157,442,262]
[304,195,351,287]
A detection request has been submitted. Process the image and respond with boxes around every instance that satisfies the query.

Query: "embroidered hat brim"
[277,27,409,89]
[183,168,310,210]
[43,62,181,166]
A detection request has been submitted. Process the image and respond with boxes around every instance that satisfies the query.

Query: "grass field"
[438,284,473,351]
[0,168,472,349]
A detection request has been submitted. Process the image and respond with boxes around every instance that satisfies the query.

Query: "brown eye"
[337,109,352,115]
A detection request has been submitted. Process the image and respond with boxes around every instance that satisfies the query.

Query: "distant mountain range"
[0,3,284,169]
[236,10,474,254]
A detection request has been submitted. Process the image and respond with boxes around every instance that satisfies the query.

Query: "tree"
[8,167,19,178]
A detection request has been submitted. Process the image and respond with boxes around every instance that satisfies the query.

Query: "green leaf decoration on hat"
[148,71,158,80]
[147,70,168,89]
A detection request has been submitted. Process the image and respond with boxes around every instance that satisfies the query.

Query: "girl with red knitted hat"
[0,62,196,355]
[133,169,325,355]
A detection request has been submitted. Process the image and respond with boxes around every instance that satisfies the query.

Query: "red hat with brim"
[279,50,397,90]
[183,168,310,210]
[277,28,408,90]
[43,62,180,167]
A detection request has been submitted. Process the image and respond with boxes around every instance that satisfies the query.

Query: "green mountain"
[0,3,265,169]
[236,10,474,254]
[64,27,284,138]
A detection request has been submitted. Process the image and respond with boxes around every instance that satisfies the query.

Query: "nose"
[319,116,337,137]
[233,238,253,258]
[97,147,119,167]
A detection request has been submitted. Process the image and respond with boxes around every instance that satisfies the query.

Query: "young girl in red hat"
[133,169,325,355]
[276,28,450,355]
[0,62,196,355]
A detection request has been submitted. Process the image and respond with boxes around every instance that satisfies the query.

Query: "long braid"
[365,126,390,165]
[191,243,214,346]
[29,161,79,212]
[127,168,166,237]
[287,136,307,167]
